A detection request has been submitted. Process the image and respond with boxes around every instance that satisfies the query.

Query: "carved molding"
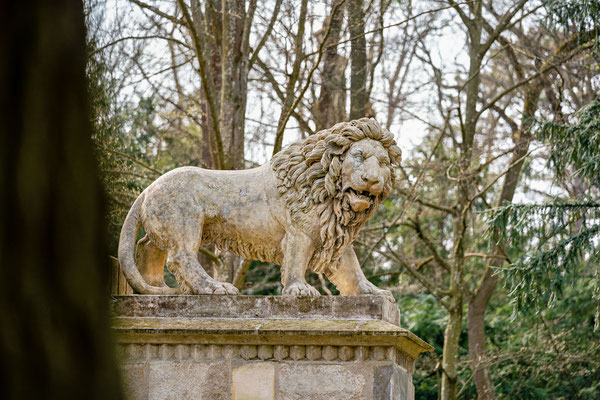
[117,343,414,372]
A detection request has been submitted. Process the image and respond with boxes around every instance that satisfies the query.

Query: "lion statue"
[118,118,401,298]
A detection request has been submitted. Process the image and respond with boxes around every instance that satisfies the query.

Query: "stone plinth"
[111,295,432,400]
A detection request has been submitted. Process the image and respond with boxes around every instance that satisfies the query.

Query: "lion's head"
[271,118,401,273]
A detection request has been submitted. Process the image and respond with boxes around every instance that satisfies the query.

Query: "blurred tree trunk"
[0,1,122,399]
[348,0,368,119]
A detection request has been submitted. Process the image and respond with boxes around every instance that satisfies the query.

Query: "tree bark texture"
[0,1,123,398]
[219,0,247,170]
[349,0,368,119]
[314,0,346,131]
[441,301,463,400]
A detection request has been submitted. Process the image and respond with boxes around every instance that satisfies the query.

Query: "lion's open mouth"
[346,188,376,212]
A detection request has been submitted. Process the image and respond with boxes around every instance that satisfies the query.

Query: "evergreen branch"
[500,224,600,312]
[536,97,600,186]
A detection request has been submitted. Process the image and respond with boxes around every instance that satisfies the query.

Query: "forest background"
[87,0,600,399]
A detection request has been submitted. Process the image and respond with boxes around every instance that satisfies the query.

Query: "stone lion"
[118,118,401,298]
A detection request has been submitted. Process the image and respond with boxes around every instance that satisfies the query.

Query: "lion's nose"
[361,172,383,195]
[361,172,381,185]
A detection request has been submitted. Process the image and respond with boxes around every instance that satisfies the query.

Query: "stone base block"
[111,295,431,400]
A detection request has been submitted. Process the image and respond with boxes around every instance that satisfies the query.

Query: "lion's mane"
[270,118,401,274]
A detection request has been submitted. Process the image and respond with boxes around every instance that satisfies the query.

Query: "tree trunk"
[467,85,541,400]
[219,0,246,170]
[441,298,463,400]
[348,0,368,119]
[440,4,483,399]
[314,0,346,131]
[197,0,222,170]
[0,1,122,398]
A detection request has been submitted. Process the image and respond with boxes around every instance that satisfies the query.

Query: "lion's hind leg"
[166,251,238,295]
[164,219,238,295]
[136,235,170,288]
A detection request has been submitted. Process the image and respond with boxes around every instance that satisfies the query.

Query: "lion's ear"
[326,140,346,155]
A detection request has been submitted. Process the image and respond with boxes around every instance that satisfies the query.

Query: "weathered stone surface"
[158,344,174,361]
[148,361,228,400]
[394,366,411,400]
[322,346,338,361]
[111,294,400,325]
[273,345,289,360]
[373,365,394,400]
[372,346,387,361]
[222,345,240,359]
[289,345,306,361]
[339,346,354,361]
[306,345,322,360]
[120,363,147,400]
[240,345,258,360]
[112,300,431,360]
[257,345,273,360]
[278,364,369,400]
[231,363,275,400]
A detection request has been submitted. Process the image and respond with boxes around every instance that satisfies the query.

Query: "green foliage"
[545,0,600,48]
[486,98,600,328]
[242,262,283,295]
[537,98,600,186]
[487,202,600,315]
[487,276,600,399]
[398,294,447,400]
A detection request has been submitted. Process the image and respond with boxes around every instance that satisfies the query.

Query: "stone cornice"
[111,295,433,359]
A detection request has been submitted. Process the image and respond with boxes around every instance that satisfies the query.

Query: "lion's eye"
[380,158,390,166]
[353,153,364,163]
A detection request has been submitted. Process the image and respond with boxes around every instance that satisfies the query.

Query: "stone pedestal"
[111,295,432,400]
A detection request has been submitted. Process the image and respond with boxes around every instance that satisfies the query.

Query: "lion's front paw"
[357,280,395,302]
[192,279,239,295]
[282,281,320,297]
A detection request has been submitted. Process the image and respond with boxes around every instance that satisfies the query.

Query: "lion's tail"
[117,191,179,295]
